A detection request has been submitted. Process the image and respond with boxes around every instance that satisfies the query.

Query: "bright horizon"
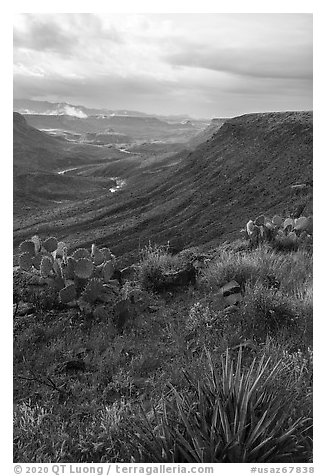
[13,13,313,118]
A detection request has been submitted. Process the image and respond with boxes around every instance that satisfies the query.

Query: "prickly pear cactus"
[80,278,104,304]
[102,260,115,283]
[243,212,313,251]
[74,258,94,279]
[72,248,91,260]
[62,257,76,280]
[272,215,283,226]
[40,256,53,278]
[19,252,34,272]
[283,218,294,231]
[254,215,265,226]
[43,237,58,253]
[31,253,42,270]
[55,242,67,259]
[17,235,125,322]
[100,248,114,261]
[19,240,36,256]
[91,244,105,266]
[31,235,42,254]
[246,220,255,235]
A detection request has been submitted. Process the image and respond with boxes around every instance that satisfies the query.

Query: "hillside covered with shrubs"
[13,209,313,463]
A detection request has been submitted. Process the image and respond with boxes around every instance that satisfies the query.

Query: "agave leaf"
[246,410,270,447]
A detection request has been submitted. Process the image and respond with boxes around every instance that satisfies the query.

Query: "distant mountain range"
[13,98,205,123]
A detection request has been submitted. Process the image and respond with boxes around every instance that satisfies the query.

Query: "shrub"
[138,243,184,291]
[127,349,310,462]
[201,246,281,290]
[201,247,312,295]
[13,400,134,462]
[238,281,312,345]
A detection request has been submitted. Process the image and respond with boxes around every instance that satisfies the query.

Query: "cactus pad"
[43,237,58,253]
[62,257,76,280]
[31,235,42,253]
[19,240,35,256]
[91,244,105,266]
[40,256,53,277]
[74,258,94,279]
[19,252,33,271]
[283,218,294,229]
[272,215,283,226]
[102,260,114,283]
[100,247,113,261]
[254,215,265,226]
[32,253,43,270]
[93,264,104,278]
[100,284,119,303]
[81,278,104,303]
[55,241,67,259]
[53,260,62,278]
[246,220,255,235]
[93,305,110,320]
[294,216,310,232]
[47,276,65,291]
[72,248,91,260]
[287,231,298,241]
[59,284,77,304]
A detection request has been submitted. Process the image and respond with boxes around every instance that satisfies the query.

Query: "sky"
[13,13,313,118]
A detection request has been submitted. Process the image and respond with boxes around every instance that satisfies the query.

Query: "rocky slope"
[13,111,313,263]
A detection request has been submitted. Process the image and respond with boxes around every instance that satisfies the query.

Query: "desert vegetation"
[13,212,313,463]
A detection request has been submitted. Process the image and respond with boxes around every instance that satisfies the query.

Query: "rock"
[56,360,86,374]
[219,280,242,306]
[290,183,307,190]
[15,302,35,316]
[220,280,241,296]
[224,293,242,306]
[161,264,197,290]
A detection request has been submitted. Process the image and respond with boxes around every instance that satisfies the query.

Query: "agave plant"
[129,349,310,463]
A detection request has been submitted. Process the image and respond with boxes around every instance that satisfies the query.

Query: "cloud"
[13,14,123,56]
[13,13,313,117]
[14,14,79,55]
[164,43,312,80]
[162,14,312,81]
